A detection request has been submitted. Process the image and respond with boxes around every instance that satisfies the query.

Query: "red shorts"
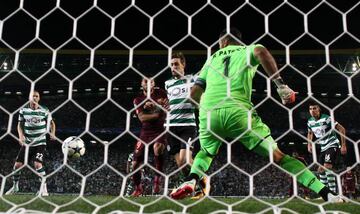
[134,133,167,159]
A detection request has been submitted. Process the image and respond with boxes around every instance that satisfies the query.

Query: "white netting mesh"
[0,0,360,213]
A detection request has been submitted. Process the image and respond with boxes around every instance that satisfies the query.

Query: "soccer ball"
[62,136,85,158]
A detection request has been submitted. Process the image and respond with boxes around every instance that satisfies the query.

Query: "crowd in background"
[0,93,359,198]
[1,137,358,198]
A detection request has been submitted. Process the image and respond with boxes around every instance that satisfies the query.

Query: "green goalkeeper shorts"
[198,107,277,156]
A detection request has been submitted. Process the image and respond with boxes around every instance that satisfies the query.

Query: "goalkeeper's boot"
[131,184,143,197]
[153,176,161,195]
[191,176,209,200]
[170,179,196,200]
[5,185,19,195]
[328,193,344,203]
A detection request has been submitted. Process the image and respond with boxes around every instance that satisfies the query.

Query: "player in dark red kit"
[341,167,357,199]
[131,78,168,196]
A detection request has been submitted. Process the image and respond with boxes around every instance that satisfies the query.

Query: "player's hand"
[341,145,347,155]
[144,101,155,110]
[50,133,56,141]
[157,98,169,111]
[19,135,25,146]
[276,85,296,105]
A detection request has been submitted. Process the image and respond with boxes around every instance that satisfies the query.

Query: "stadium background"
[0,0,359,213]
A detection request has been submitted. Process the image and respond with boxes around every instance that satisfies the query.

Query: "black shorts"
[319,147,339,165]
[167,126,197,156]
[16,145,46,163]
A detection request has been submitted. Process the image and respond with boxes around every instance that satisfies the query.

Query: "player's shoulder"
[307,116,316,122]
[249,44,265,49]
[133,93,144,104]
[319,114,332,123]
[165,77,175,83]
[320,113,330,119]
[184,74,196,80]
[39,105,49,111]
[165,78,175,88]
[20,104,30,111]
[155,87,167,96]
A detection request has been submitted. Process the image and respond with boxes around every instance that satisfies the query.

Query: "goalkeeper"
[170,28,342,202]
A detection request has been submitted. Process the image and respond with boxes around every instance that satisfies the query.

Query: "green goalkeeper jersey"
[196,44,263,110]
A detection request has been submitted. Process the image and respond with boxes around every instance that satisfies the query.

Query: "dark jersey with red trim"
[343,171,356,193]
[133,88,167,137]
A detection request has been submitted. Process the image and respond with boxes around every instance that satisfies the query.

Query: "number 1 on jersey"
[223,56,230,77]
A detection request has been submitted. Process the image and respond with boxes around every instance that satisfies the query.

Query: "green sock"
[280,155,325,193]
[190,150,214,178]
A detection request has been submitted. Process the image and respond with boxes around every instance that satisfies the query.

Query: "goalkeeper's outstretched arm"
[254,46,295,105]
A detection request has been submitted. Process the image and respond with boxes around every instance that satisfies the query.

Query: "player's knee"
[324,163,333,169]
[14,162,23,169]
[34,161,43,169]
[273,148,285,163]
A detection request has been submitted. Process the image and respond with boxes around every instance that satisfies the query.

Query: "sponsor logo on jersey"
[170,87,188,96]
[27,118,41,124]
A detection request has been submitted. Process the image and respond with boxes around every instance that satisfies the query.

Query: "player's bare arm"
[335,123,347,155]
[50,120,56,140]
[254,46,295,105]
[137,111,160,123]
[254,46,279,78]
[190,84,204,105]
[307,130,314,153]
[17,121,25,146]
[156,98,169,111]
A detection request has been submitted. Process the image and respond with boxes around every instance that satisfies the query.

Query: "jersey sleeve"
[188,75,196,88]
[164,80,169,90]
[18,109,24,122]
[46,108,52,122]
[195,58,211,89]
[307,120,312,132]
[325,115,338,126]
[133,97,144,115]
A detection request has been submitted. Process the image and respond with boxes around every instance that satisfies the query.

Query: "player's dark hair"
[219,28,242,45]
[31,90,40,96]
[308,100,320,107]
[171,52,186,66]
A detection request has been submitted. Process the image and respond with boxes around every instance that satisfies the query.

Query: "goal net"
[0,0,359,213]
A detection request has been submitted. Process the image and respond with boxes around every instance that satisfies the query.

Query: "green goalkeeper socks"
[189,149,325,194]
[280,155,325,193]
[190,150,214,178]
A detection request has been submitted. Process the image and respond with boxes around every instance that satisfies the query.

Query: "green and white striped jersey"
[18,104,52,146]
[165,75,196,126]
[307,114,340,152]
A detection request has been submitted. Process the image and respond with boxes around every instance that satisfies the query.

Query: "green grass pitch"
[1,195,359,213]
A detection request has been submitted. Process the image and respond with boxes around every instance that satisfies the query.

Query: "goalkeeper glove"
[273,77,296,105]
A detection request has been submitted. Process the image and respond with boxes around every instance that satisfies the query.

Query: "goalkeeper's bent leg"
[279,154,325,194]
[253,137,325,194]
